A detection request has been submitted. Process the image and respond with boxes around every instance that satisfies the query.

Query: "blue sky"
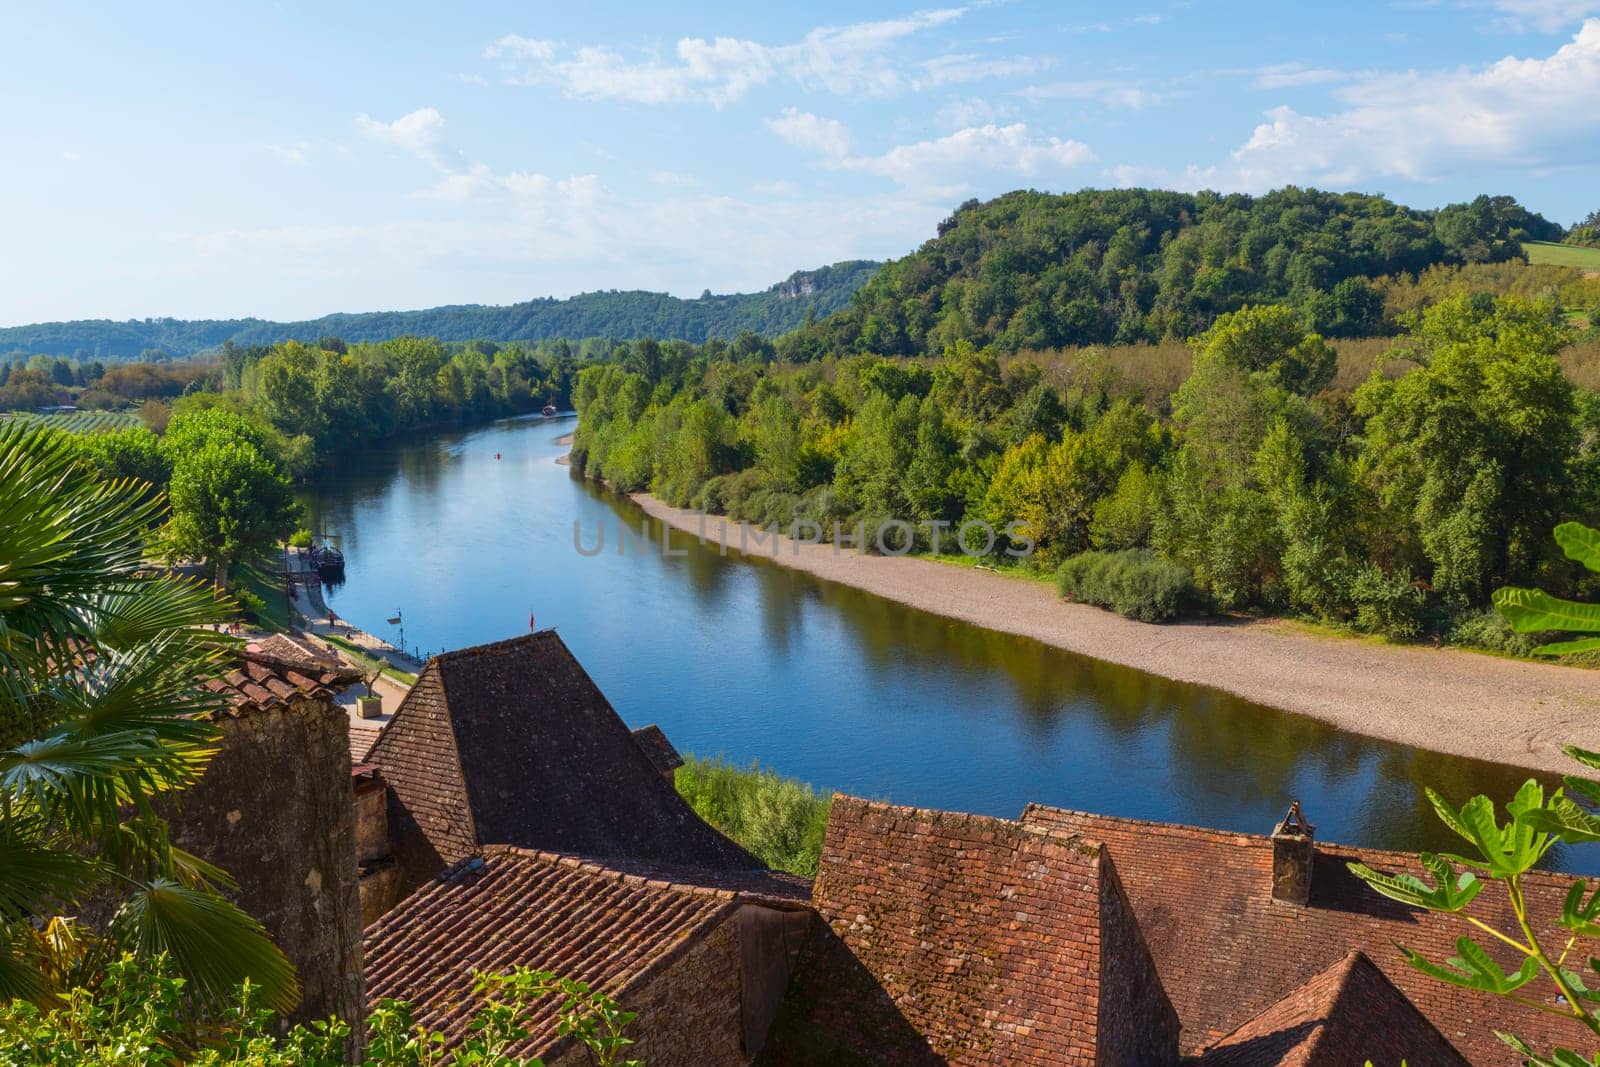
[2,1,1598,325]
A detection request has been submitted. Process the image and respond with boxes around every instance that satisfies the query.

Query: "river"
[302,413,1584,869]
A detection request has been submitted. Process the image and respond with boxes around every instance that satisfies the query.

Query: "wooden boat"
[310,536,345,577]
[542,403,557,417]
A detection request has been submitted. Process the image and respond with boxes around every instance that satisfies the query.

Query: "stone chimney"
[352,763,403,925]
[1270,800,1316,905]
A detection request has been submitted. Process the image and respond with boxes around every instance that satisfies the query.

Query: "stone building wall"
[162,695,364,1025]
[550,919,749,1067]
[352,766,403,925]
[1094,851,1180,1065]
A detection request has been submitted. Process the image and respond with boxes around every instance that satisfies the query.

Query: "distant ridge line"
[0,260,881,360]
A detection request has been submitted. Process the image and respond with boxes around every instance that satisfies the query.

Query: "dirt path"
[633,495,1600,775]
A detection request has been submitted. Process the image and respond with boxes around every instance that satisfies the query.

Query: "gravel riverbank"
[631,494,1600,776]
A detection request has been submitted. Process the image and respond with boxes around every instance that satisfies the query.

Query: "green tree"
[75,426,171,487]
[0,956,641,1066]
[1356,296,1580,605]
[1191,304,1336,396]
[0,423,296,1009]
[0,368,56,410]
[163,430,299,588]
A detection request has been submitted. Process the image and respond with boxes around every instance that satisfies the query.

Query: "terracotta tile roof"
[766,796,1178,1066]
[1198,950,1469,1066]
[201,640,359,716]
[251,633,343,668]
[362,845,780,1059]
[366,631,759,889]
[348,716,383,763]
[630,724,684,775]
[1021,805,1595,1064]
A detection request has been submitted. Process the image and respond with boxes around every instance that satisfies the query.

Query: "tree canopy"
[778,187,1563,359]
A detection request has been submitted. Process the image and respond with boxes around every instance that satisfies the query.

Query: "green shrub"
[1346,563,1427,640]
[0,954,642,1066]
[288,528,313,548]
[232,587,267,623]
[794,485,852,532]
[1446,608,1539,655]
[675,755,831,877]
[1056,549,1196,622]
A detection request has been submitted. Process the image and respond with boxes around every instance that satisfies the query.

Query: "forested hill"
[0,260,880,360]
[781,187,1565,359]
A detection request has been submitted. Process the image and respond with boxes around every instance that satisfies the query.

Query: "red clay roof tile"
[1022,805,1594,1064]
[766,796,1178,1065]
[363,846,768,1058]
[202,639,359,717]
[366,631,760,890]
[1199,950,1469,1066]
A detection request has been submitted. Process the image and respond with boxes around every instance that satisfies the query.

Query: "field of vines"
[0,410,142,434]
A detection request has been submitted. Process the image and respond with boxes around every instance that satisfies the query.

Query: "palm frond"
[86,576,232,653]
[0,827,105,921]
[0,927,51,1005]
[113,879,300,1014]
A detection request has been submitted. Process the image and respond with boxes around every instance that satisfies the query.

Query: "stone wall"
[162,696,364,1025]
[1094,851,1180,1065]
[550,918,749,1067]
[352,766,403,925]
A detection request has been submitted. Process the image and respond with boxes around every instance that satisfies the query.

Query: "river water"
[302,413,1585,869]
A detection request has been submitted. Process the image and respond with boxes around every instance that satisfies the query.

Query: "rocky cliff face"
[774,271,820,300]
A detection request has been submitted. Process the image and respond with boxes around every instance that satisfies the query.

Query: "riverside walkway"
[284,547,424,674]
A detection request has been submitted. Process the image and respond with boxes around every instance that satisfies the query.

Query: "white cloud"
[267,142,312,166]
[912,53,1049,90]
[60,150,81,162]
[484,34,555,61]
[1129,20,1600,191]
[1250,63,1352,89]
[1065,12,1167,33]
[356,107,455,170]
[648,170,700,187]
[934,96,1017,129]
[486,8,1043,106]
[837,123,1096,191]
[181,186,938,314]
[764,107,853,157]
[1466,1,1600,32]
[1019,80,1172,110]
[753,179,802,197]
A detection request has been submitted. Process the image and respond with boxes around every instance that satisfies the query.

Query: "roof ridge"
[479,845,741,901]
[429,629,562,665]
[1021,802,1583,887]
[833,794,1107,862]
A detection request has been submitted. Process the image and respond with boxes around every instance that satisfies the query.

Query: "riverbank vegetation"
[674,756,831,876]
[574,294,1600,649]
[9,185,1600,637]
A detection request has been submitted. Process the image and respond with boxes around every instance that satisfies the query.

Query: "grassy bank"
[238,564,290,633]
[320,633,419,686]
[674,755,831,877]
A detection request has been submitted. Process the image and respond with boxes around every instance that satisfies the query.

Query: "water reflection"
[300,414,1584,873]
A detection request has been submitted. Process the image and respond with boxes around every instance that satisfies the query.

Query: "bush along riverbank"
[674,755,831,877]
[573,297,1600,658]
